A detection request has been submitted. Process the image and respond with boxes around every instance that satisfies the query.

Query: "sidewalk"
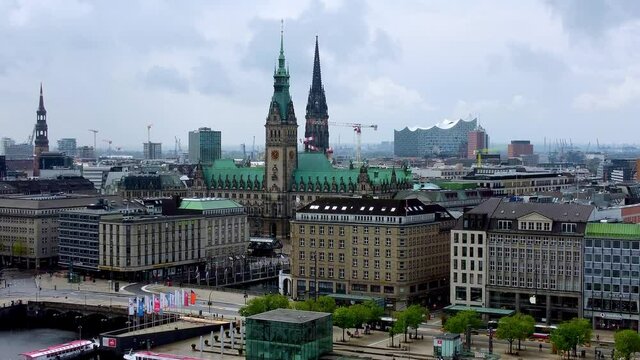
[37,271,135,295]
[144,284,252,307]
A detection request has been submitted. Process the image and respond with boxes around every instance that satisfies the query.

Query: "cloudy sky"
[1,0,639,151]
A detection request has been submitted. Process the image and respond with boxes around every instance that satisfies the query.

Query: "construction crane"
[88,129,98,150]
[147,124,153,143]
[26,125,36,144]
[328,122,378,164]
[102,139,112,155]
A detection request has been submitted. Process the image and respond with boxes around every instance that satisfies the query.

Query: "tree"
[389,316,404,348]
[362,300,384,325]
[443,310,483,334]
[615,330,640,360]
[292,296,336,313]
[495,313,534,354]
[333,306,355,342]
[405,305,428,339]
[238,293,290,317]
[550,318,592,359]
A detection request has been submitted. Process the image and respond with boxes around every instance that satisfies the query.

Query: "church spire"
[304,36,329,153]
[38,82,46,114]
[269,20,295,123]
[311,36,323,93]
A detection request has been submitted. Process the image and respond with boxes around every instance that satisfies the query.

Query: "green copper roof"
[434,181,478,190]
[179,198,243,211]
[202,160,264,188]
[271,25,292,121]
[585,222,640,240]
[293,153,411,186]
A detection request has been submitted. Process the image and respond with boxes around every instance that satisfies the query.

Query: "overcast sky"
[1,0,639,151]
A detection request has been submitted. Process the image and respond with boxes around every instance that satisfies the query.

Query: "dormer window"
[561,223,577,233]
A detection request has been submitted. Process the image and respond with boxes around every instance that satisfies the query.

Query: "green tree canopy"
[333,306,355,342]
[550,318,592,359]
[238,293,290,317]
[443,310,483,334]
[362,300,384,324]
[615,330,640,360]
[292,296,336,313]
[495,313,535,354]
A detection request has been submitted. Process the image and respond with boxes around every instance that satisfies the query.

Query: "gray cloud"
[508,43,569,79]
[191,58,230,96]
[143,66,189,93]
[545,0,640,39]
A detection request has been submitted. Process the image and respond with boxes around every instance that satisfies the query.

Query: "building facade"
[290,197,455,309]
[454,200,594,323]
[461,168,574,196]
[143,142,162,160]
[57,138,77,157]
[188,127,222,164]
[0,194,119,268]
[583,222,640,331]
[467,128,489,159]
[507,140,534,158]
[98,198,249,280]
[394,118,478,158]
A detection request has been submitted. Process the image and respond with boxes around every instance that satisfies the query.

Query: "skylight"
[390,207,396,212]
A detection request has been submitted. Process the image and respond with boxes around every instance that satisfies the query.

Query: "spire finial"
[38,82,46,112]
[280,19,284,55]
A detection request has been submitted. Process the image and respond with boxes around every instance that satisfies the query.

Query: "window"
[385,272,391,281]
[328,239,334,248]
[352,270,358,279]
[339,269,345,279]
[299,239,305,247]
[561,223,577,233]
[339,240,345,249]
[339,253,345,263]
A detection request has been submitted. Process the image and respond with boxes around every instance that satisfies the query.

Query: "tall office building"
[467,127,489,159]
[143,142,162,160]
[57,138,77,157]
[188,127,222,164]
[508,140,534,158]
[0,138,15,155]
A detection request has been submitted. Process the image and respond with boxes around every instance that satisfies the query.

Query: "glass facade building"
[394,118,477,157]
[583,223,640,330]
[245,309,332,360]
[189,127,222,164]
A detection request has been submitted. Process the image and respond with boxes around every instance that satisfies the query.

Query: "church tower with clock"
[263,25,298,240]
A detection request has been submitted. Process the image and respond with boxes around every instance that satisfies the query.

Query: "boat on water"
[20,339,97,360]
[123,351,204,360]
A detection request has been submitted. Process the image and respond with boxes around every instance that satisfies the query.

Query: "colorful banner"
[169,293,175,308]
[190,290,197,305]
[183,289,189,307]
[145,295,153,314]
[153,294,160,313]
[137,297,144,317]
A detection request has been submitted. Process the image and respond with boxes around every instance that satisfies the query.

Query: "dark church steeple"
[33,83,49,176]
[304,36,329,153]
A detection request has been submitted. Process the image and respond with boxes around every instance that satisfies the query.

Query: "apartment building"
[451,199,594,323]
[450,199,497,307]
[583,222,640,331]
[290,197,456,309]
[0,194,119,268]
[98,198,249,281]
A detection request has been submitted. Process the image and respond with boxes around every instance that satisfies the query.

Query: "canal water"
[0,328,77,360]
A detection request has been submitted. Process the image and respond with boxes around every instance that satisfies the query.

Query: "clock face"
[289,150,295,160]
[271,150,279,160]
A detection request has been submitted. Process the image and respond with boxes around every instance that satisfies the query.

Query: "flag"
[169,293,175,308]
[190,290,197,305]
[153,294,160,313]
[230,322,235,349]
[162,293,169,309]
[137,297,144,318]
[183,289,189,307]
[175,289,181,308]
[128,298,134,316]
[145,295,153,314]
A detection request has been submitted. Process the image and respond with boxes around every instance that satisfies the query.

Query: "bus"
[532,324,557,340]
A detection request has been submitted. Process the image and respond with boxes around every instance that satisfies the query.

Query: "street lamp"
[77,325,83,340]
